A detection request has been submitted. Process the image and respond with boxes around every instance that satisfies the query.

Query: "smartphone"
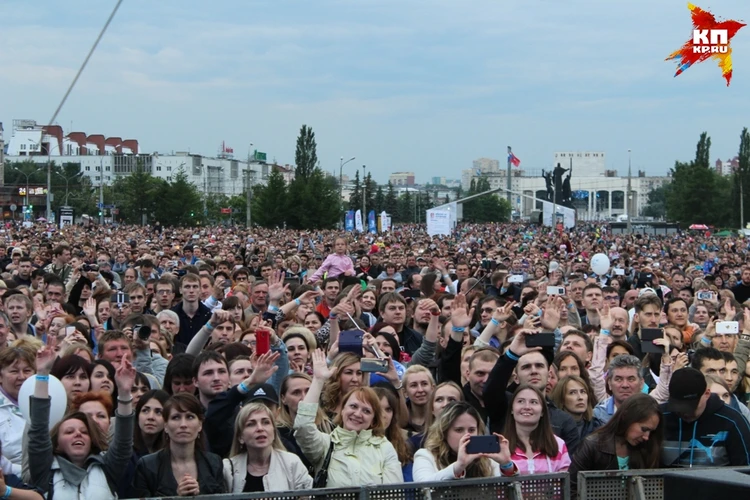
[696,291,714,301]
[338,330,364,354]
[360,358,389,373]
[508,275,524,284]
[400,289,421,299]
[284,277,301,286]
[175,269,187,277]
[525,332,555,348]
[614,268,625,276]
[547,286,565,296]
[641,328,665,354]
[466,435,500,455]
[637,272,653,288]
[255,328,270,355]
[716,321,739,334]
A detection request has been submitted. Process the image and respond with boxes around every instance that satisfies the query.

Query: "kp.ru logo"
[666,3,746,86]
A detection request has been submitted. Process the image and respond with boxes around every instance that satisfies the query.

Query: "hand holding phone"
[255,328,271,355]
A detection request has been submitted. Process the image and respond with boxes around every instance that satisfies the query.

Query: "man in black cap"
[661,367,750,467]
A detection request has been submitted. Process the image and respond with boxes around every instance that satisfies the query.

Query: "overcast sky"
[1,0,748,183]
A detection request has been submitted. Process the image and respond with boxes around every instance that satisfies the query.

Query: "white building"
[715,157,738,176]
[3,119,269,196]
[473,158,500,173]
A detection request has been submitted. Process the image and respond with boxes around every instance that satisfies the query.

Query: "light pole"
[54,171,83,205]
[339,156,355,210]
[627,149,632,234]
[13,165,44,218]
[362,165,367,226]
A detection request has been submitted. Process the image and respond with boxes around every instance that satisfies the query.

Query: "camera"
[82,264,99,273]
[133,324,151,341]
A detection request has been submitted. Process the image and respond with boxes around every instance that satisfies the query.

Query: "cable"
[47,0,124,126]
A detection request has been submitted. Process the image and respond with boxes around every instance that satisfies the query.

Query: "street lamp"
[339,156,355,207]
[54,170,84,205]
[362,165,367,221]
[13,165,45,216]
[28,137,59,221]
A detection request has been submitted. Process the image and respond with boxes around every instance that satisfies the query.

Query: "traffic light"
[190,211,195,217]
[98,211,102,216]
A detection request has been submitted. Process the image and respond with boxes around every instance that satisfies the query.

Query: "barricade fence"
[141,468,750,500]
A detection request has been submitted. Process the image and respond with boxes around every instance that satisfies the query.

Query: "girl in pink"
[309,237,354,282]
[504,385,571,474]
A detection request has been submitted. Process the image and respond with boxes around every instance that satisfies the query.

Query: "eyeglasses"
[481,308,495,314]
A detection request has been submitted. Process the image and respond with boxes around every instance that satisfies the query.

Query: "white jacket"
[0,392,26,475]
[47,458,115,500]
[413,448,501,482]
[222,449,312,493]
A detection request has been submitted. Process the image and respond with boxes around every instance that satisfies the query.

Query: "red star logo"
[666,3,745,86]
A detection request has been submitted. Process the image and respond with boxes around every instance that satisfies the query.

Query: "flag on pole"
[507,146,521,167]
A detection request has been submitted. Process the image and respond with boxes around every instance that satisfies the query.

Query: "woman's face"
[432,385,462,418]
[405,372,433,406]
[296,303,312,321]
[375,331,396,357]
[56,418,92,462]
[710,382,732,405]
[303,314,322,332]
[512,389,544,427]
[164,410,203,445]
[607,346,631,365]
[340,393,374,432]
[240,333,256,351]
[0,359,34,401]
[664,328,683,350]
[90,365,113,394]
[624,413,660,447]
[80,285,92,301]
[79,400,110,436]
[138,397,165,436]
[379,396,394,429]
[563,380,589,415]
[49,317,67,337]
[694,305,710,324]
[338,362,363,394]
[240,409,276,451]
[446,413,479,454]
[361,291,377,312]
[360,257,370,268]
[97,301,111,324]
[286,338,309,367]
[229,359,253,386]
[131,379,150,406]
[557,356,581,378]
[61,367,90,398]
[229,305,243,322]
[281,377,310,417]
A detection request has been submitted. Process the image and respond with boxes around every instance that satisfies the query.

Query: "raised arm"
[27,342,57,491]
[293,350,334,467]
[409,299,440,367]
[101,359,136,483]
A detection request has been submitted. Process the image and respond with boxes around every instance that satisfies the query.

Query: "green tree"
[364,172,376,214]
[641,184,670,219]
[398,190,413,223]
[110,163,165,224]
[733,127,750,227]
[385,181,399,221]
[160,169,203,226]
[252,168,288,227]
[374,185,385,214]
[348,170,362,212]
[294,125,317,181]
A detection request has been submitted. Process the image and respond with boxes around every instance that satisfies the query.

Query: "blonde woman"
[319,352,363,418]
[402,365,435,434]
[223,403,312,493]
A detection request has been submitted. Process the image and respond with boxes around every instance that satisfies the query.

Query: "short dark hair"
[691,347,724,371]
[192,350,227,378]
[164,354,196,395]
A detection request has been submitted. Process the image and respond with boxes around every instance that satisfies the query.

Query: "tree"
[398,190,413,223]
[160,169,203,226]
[252,168,288,227]
[385,181,399,221]
[733,127,750,227]
[348,170,362,212]
[461,177,511,222]
[444,193,451,204]
[364,172,376,215]
[641,184,670,219]
[109,162,165,225]
[374,185,385,214]
[294,125,317,181]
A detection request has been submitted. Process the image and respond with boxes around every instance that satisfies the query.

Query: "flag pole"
[506,146,512,203]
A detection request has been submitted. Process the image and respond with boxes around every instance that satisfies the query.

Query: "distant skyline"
[1,0,748,184]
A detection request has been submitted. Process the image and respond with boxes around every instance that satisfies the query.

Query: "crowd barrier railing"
[576,467,750,500]
[142,472,570,500]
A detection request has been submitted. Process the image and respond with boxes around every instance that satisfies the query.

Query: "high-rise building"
[715,157,739,176]
[389,172,415,186]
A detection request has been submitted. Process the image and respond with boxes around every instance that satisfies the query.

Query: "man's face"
[46,285,65,304]
[410,274,422,290]
[713,333,737,353]
[560,335,591,363]
[324,282,340,301]
[156,285,175,307]
[18,261,32,278]
[622,291,639,309]
[582,287,602,311]
[6,300,29,325]
[260,266,273,281]
[608,367,642,406]
[406,256,417,267]
[194,360,229,399]
[180,280,201,303]
[479,299,499,327]
[666,300,688,327]
[672,274,686,290]
[742,269,750,283]
[570,282,585,302]
[699,358,727,378]
[456,264,470,280]
[603,291,619,308]
[725,360,740,391]
[468,359,495,399]
[611,308,630,339]
[637,304,661,329]
[251,284,268,308]
[211,321,234,344]
[100,339,131,368]
[514,352,549,391]
[129,289,146,313]
[381,280,396,294]
[199,277,212,301]
[381,301,406,326]
[59,250,71,263]
[441,298,454,318]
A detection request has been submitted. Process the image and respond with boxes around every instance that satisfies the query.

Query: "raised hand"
[724,298,736,321]
[455,433,481,475]
[493,301,516,323]
[247,350,280,385]
[486,434,513,466]
[598,304,612,331]
[209,309,234,328]
[418,298,440,315]
[82,297,97,318]
[508,328,543,357]
[540,297,562,331]
[114,358,137,394]
[450,294,474,329]
[311,348,335,381]
[36,341,57,375]
[267,270,288,303]
[297,289,322,305]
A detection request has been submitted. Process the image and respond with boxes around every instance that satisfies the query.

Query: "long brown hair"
[320,353,362,415]
[504,385,559,458]
[551,375,593,422]
[590,393,663,469]
[277,373,333,433]
[424,401,493,478]
[51,412,107,460]
[373,386,413,467]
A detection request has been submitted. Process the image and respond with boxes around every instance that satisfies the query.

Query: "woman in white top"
[223,403,312,493]
[413,401,517,482]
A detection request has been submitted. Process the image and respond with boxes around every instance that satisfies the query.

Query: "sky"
[1,0,749,184]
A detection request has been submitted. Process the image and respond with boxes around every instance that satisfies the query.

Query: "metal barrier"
[577,467,750,500]
[143,473,570,500]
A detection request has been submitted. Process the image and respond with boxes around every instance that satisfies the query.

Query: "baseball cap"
[245,383,279,405]
[665,368,707,415]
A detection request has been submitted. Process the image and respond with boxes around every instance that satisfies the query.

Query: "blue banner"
[368,210,377,233]
[345,211,355,232]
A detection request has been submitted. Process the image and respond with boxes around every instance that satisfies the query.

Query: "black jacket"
[132,449,225,497]
[399,324,423,356]
[569,434,626,495]
[661,393,750,467]
[731,283,750,304]
[483,351,581,455]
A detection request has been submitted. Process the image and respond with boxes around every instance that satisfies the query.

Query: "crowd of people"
[0,219,748,498]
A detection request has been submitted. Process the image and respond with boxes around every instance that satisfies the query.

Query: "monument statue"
[542,170,554,201]
[552,163,570,206]
[562,167,572,206]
